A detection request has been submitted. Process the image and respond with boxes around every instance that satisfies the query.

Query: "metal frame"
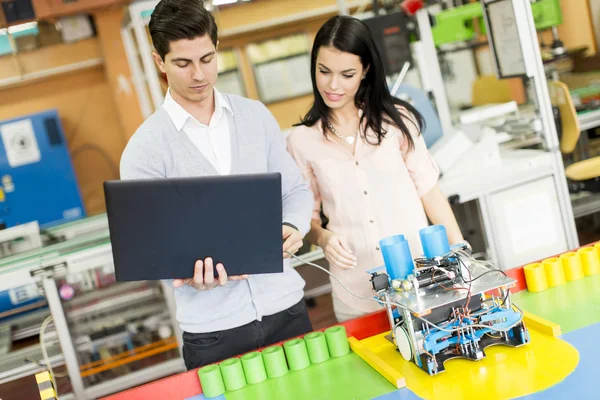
[43,277,86,399]
[506,0,578,248]
[121,26,154,119]
[161,280,185,367]
[414,1,578,264]
[125,0,164,111]
[415,9,454,137]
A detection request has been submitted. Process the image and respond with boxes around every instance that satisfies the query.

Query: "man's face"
[153,34,219,104]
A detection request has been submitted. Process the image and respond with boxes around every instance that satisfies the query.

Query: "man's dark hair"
[149,0,218,60]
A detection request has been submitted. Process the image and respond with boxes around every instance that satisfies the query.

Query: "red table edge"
[100,310,392,400]
[101,241,600,400]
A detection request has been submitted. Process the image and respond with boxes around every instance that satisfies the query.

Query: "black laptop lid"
[104,173,284,281]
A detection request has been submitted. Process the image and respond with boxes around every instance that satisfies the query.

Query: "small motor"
[370,272,390,292]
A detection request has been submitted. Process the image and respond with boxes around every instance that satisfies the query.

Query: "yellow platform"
[349,315,578,400]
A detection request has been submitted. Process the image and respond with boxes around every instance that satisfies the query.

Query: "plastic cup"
[283,338,311,371]
[419,225,451,258]
[542,257,566,287]
[324,325,350,357]
[304,331,330,364]
[241,352,267,384]
[197,364,225,398]
[219,358,246,391]
[262,345,288,378]
[579,246,600,276]
[523,262,548,292]
[379,234,414,280]
[559,252,584,281]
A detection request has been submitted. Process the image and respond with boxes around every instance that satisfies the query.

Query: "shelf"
[571,191,600,218]
[31,0,128,20]
[578,108,600,131]
[0,342,64,384]
[0,58,103,89]
[0,37,104,90]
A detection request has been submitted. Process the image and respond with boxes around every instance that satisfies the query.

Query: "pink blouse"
[286,109,440,313]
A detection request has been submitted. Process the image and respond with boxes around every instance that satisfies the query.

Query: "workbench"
[100,243,600,400]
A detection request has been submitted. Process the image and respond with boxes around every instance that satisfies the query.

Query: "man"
[120,0,314,370]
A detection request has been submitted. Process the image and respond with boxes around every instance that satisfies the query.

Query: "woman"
[286,15,464,322]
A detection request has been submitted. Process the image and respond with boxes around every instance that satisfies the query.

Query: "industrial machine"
[0,109,85,229]
[431,0,563,48]
[0,215,184,400]
[370,226,529,375]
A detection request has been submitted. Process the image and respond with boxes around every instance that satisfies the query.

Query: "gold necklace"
[326,121,358,145]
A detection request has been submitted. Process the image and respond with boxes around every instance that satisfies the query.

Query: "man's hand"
[172,258,248,290]
[282,225,303,259]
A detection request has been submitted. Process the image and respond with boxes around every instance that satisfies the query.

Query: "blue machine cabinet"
[0,109,85,229]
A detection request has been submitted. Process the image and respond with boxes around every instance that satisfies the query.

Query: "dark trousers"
[182,299,313,370]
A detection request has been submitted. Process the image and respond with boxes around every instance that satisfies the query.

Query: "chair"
[548,80,600,192]
[471,75,514,106]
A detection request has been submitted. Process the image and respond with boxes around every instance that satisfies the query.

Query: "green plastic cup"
[219,358,246,391]
[325,325,350,357]
[197,364,225,398]
[304,331,330,363]
[262,345,288,378]
[241,351,267,384]
[283,338,311,370]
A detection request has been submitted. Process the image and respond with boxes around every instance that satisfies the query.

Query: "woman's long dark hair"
[297,15,424,149]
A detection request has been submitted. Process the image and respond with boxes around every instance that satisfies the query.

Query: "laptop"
[103,173,284,282]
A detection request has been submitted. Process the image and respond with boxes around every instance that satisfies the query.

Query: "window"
[217,48,245,96]
[247,33,312,103]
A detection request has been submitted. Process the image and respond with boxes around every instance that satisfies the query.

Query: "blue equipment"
[0,284,46,321]
[0,109,85,229]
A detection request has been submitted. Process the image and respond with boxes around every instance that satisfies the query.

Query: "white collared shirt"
[162,87,232,175]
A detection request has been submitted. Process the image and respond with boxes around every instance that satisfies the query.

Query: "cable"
[287,252,376,303]
[66,87,95,145]
[462,269,508,283]
[40,315,69,391]
[40,316,57,389]
[286,251,523,334]
[70,144,120,179]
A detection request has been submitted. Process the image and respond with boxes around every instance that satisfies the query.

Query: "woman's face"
[315,46,367,111]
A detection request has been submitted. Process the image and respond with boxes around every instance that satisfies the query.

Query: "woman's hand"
[318,231,357,269]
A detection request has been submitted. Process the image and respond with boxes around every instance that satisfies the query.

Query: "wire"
[462,269,508,283]
[287,252,375,303]
[286,251,523,334]
[70,144,120,179]
[40,315,69,391]
[66,87,95,145]
[40,316,57,389]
